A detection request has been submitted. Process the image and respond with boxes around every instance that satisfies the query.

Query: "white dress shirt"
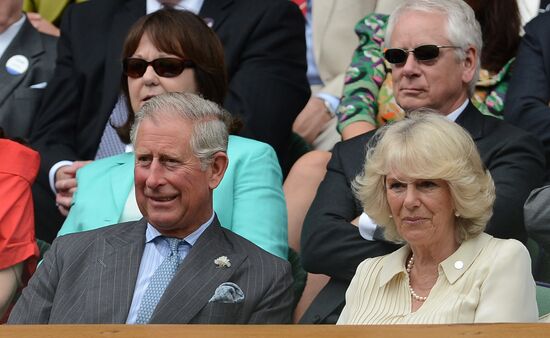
[0,14,25,59]
[126,212,215,323]
[147,0,204,14]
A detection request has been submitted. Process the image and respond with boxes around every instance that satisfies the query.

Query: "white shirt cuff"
[49,160,74,194]
[315,92,339,114]
[358,212,378,241]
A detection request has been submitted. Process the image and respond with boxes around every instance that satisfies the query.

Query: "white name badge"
[6,55,29,75]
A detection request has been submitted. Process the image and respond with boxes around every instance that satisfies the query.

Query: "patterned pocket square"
[208,282,245,303]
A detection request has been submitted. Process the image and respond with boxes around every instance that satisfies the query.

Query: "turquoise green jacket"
[58,135,288,259]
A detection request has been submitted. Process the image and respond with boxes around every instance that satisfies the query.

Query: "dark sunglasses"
[383,45,461,64]
[123,58,195,78]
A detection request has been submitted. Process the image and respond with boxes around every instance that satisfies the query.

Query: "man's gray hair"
[385,0,482,96]
[130,92,230,170]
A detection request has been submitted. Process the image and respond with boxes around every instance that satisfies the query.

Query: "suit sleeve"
[222,1,310,160]
[248,259,294,324]
[229,143,288,260]
[7,238,62,324]
[484,128,545,242]
[474,240,538,322]
[504,13,550,163]
[524,185,550,254]
[300,141,399,282]
[29,5,85,187]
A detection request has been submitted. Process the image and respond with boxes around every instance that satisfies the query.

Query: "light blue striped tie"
[135,238,187,324]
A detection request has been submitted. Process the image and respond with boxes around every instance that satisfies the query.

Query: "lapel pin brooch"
[214,256,231,268]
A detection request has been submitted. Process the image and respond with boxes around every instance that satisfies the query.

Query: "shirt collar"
[379,232,492,287]
[445,98,469,122]
[379,244,410,287]
[0,14,25,60]
[145,212,215,246]
[439,232,491,284]
[146,0,204,14]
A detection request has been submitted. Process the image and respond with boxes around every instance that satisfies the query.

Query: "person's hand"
[26,12,60,37]
[292,97,332,145]
[54,161,92,216]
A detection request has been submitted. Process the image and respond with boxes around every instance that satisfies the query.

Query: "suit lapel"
[199,0,234,31]
[91,219,147,323]
[150,218,247,323]
[0,18,42,108]
[101,0,144,122]
[455,101,484,141]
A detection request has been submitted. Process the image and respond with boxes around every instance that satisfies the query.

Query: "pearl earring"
[455,211,460,218]
[389,215,393,219]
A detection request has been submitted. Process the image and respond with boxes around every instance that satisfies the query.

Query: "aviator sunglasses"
[123,58,195,78]
[383,44,461,64]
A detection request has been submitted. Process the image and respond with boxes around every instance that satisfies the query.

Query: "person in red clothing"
[0,130,40,323]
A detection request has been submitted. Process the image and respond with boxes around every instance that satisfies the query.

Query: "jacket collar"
[454,101,486,141]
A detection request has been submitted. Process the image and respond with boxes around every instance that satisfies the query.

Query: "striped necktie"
[135,238,189,324]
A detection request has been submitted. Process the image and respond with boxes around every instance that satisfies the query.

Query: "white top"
[338,233,538,324]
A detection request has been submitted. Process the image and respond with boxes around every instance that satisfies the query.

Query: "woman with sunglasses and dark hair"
[56,9,288,260]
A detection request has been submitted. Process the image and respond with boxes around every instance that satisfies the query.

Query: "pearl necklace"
[406,254,428,302]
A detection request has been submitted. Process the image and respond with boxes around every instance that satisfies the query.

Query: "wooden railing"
[1,323,549,338]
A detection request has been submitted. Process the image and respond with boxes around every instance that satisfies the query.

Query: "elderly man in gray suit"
[8,92,294,324]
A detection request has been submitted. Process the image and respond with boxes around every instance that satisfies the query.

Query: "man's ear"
[461,46,477,84]
[207,151,228,189]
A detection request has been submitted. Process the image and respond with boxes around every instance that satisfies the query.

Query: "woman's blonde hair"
[353,110,495,243]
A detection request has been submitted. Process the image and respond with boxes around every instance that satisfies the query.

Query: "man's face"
[134,113,225,238]
[390,10,476,114]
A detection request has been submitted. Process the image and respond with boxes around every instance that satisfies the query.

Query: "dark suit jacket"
[0,17,57,140]
[29,0,309,241]
[300,102,545,323]
[504,12,550,167]
[8,217,294,324]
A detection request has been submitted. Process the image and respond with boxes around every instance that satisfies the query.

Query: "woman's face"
[385,173,457,247]
[127,33,198,113]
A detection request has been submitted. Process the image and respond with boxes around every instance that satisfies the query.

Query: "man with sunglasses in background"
[28,0,309,243]
[299,0,545,324]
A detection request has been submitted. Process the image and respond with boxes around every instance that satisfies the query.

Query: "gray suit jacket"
[0,16,57,140]
[8,217,293,324]
[525,185,550,255]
